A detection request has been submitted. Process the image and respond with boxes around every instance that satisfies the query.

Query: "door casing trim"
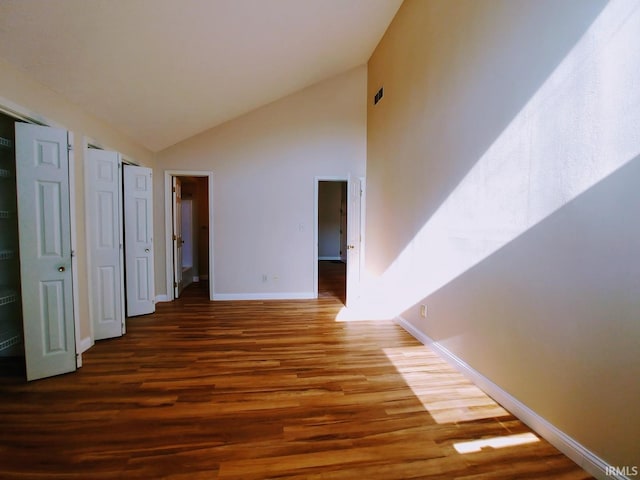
[164,170,214,301]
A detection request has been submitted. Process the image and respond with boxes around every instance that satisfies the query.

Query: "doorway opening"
[164,171,213,301]
[316,180,348,304]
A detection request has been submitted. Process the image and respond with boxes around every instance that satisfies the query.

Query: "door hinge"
[173,282,178,288]
[67,144,73,152]
[173,234,177,241]
[172,187,175,193]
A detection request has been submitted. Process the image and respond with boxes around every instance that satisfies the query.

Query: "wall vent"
[374,87,384,105]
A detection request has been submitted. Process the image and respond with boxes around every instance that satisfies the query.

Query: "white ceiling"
[0,0,402,152]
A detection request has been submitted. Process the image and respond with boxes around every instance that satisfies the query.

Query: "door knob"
[145,248,150,253]
[347,245,355,250]
[58,266,65,272]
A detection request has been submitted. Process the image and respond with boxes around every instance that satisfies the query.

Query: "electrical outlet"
[420,304,427,318]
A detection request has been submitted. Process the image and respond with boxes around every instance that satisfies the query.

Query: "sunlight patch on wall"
[364,0,640,319]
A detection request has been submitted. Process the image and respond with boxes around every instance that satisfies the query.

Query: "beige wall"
[0,58,154,346]
[366,0,639,469]
[155,66,366,298]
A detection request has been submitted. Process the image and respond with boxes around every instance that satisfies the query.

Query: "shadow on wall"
[405,150,640,467]
[365,0,639,318]
[366,0,610,278]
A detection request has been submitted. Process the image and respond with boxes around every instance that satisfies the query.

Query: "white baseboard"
[214,292,315,301]
[76,336,93,367]
[319,256,341,261]
[155,294,170,303]
[79,336,93,354]
[395,316,623,480]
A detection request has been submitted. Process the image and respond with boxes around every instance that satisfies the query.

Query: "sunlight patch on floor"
[383,346,509,424]
[454,432,540,454]
[334,303,395,322]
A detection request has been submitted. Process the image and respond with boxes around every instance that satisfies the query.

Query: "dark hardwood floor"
[0,262,592,479]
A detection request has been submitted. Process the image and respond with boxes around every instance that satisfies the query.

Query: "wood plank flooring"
[0,262,593,479]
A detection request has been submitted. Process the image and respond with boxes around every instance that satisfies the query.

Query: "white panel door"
[172,177,183,298]
[15,123,76,381]
[124,165,155,316]
[346,177,363,307]
[86,149,124,339]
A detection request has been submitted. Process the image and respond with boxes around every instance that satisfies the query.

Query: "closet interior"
[0,114,23,364]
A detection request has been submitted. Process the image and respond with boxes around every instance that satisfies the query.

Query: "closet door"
[86,149,125,340]
[124,165,155,316]
[16,123,76,381]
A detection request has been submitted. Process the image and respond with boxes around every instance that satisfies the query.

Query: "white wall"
[155,66,366,299]
[366,0,639,472]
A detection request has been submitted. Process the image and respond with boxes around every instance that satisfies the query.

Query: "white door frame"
[313,176,347,299]
[164,170,214,301]
[0,97,83,368]
[313,176,366,303]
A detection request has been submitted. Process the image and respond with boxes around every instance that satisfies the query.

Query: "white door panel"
[86,149,124,339]
[15,123,76,381]
[172,177,183,298]
[346,177,363,307]
[124,165,155,316]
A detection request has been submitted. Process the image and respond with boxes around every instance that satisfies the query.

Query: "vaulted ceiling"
[0,0,402,152]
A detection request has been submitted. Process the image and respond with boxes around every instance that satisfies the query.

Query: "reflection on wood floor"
[0,269,592,479]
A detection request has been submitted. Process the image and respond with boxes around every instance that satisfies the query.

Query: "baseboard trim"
[76,337,94,368]
[79,336,93,354]
[319,256,341,261]
[155,294,170,303]
[395,316,622,480]
[214,292,315,301]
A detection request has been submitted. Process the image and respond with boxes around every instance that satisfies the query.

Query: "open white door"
[172,177,183,298]
[15,123,76,381]
[86,149,125,339]
[124,165,155,316]
[345,177,363,307]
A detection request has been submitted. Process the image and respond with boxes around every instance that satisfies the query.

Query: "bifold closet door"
[123,164,155,317]
[15,123,76,381]
[86,148,125,340]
